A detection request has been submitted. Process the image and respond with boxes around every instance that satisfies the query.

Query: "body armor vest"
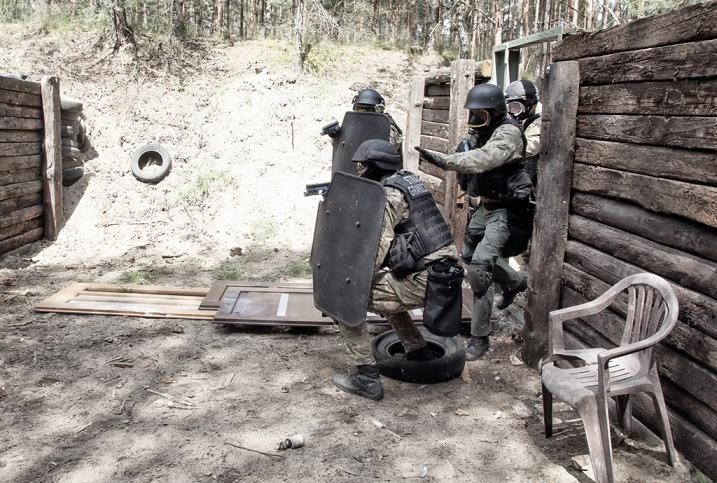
[458,116,532,203]
[522,113,541,187]
[384,171,453,259]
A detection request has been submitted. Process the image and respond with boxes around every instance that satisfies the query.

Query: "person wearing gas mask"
[333,139,460,401]
[321,88,404,149]
[505,80,541,187]
[415,83,532,360]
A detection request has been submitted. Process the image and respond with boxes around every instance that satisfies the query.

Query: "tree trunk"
[112,2,136,51]
[294,0,304,71]
[172,0,186,37]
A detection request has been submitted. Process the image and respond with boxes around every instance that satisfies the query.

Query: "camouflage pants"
[337,269,428,366]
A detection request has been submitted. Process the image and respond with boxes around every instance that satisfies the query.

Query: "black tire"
[60,97,83,113]
[372,327,466,384]
[60,125,76,138]
[62,146,81,159]
[61,138,79,148]
[63,158,84,187]
[63,157,83,170]
[131,143,172,184]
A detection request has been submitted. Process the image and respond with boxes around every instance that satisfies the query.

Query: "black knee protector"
[467,263,492,297]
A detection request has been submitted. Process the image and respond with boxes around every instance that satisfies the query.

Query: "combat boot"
[333,364,384,401]
[465,336,490,361]
[495,277,528,310]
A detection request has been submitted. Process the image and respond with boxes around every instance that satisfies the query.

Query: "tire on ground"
[62,146,81,159]
[372,327,466,384]
[62,158,84,187]
[60,97,83,113]
[131,143,172,184]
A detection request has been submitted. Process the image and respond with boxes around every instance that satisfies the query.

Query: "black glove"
[414,146,447,170]
[321,121,340,138]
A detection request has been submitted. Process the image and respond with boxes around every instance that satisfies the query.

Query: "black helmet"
[464,83,507,115]
[505,80,539,104]
[353,89,385,110]
[351,139,402,171]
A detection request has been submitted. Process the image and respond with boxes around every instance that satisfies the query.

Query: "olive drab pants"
[462,205,525,337]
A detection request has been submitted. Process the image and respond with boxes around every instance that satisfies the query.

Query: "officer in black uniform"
[416,83,532,360]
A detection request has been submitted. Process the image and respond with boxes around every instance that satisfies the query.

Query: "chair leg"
[616,395,633,434]
[650,382,677,467]
[579,398,614,483]
[542,383,553,438]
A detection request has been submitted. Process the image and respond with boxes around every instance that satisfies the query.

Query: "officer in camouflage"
[333,139,457,401]
[505,80,541,187]
[416,83,531,360]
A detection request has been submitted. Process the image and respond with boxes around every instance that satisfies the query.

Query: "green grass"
[176,169,233,207]
[214,250,311,281]
[118,266,172,285]
[249,219,278,243]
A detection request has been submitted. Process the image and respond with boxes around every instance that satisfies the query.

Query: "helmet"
[351,139,402,171]
[353,89,385,111]
[464,84,507,115]
[504,80,539,104]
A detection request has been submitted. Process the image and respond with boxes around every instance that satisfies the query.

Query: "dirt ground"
[0,24,696,482]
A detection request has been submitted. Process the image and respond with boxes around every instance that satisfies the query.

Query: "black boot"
[333,364,384,401]
[495,277,528,310]
[465,336,490,361]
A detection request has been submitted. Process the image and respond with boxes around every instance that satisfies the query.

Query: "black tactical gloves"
[414,146,447,170]
[321,121,341,138]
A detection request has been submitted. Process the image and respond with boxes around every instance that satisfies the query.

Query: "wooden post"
[40,76,63,241]
[446,59,475,249]
[522,61,580,367]
[404,76,425,173]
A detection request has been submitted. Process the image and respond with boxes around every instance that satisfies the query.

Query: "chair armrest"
[596,334,662,368]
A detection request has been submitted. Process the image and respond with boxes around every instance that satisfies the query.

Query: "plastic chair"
[540,273,678,483]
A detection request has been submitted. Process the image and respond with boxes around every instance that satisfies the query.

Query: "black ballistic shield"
[331,111,391,175]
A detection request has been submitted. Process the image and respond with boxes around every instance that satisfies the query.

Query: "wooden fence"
[0,75,62,256]
[523,1,717,478]
[404,60,491,249]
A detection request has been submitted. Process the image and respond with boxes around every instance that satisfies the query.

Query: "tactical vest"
[522,113,541,187]
[384,171,453,260]
[458,117,532,203]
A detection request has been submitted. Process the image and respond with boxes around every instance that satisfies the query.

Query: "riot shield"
[332,112,391,175]
[310,171,386,327]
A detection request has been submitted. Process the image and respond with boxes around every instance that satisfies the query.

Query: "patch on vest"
[395,173,429,199]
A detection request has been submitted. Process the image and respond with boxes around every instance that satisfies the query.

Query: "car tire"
[131,143,172,184]
[372,327,466,384]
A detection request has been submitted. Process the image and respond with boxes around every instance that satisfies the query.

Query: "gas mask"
[507,100,526,119]
[467,109,491,129]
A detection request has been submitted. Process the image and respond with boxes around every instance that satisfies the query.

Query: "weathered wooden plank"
[0,116,44,130]
[0,227,43,255]
[577,114,717,150]
[572,163,717,228]
[424,61,492,84]
[41,76,63,241]
[578,38,717,85]
[425,84,449,97]
[570,215,717,299]
[0,154,42,173]
[0,102,43,119]
[423,96,450,109]
[0,215,43,242]
[418,158,446,180]
[0,142,43,157]
[422,108,449,124]
[564,240,717,339]
[421,121,450,139]
[0,167,42,185]
[562,266,717,371]
[0,180,43,202]
[0,88,42,108]
[0,204,43,229]
[403,76,425,173]
[523,61,580,367]
[554,1,717,60]
[0,192,42,216]
[572,192,717,263]
[420,134,450,154]
[661,378,717,442]
[0,130,43,143]
[563,329,717,481]
[574,138,717,186]
[0,76,41,95]
[579,80,717,116]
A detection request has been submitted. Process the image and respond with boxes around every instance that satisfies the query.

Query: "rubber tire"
[372,327,466,384]
[131,143,172,184]
[63,158,84,187]
[62,146,81,158]
[60,97,83,113]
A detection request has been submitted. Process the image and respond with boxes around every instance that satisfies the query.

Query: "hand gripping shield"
[310,172,386,326]
[332,111,391,175]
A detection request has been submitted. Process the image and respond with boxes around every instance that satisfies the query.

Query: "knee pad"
[467,263,492,297]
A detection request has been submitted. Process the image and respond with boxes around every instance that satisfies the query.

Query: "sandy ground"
[0,25,695,482]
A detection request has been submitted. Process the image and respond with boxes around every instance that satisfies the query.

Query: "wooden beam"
[0,88,42,107]
[0,102,43,119]
[553,1,717,60]
[0,227,43,255]
[0,167,42,185]
[523,60,580,367]
[41,76,63,241]
[572,163,717,229]
[0,215,43,242]
[564,240,717,339]
[423,96,450,109]
[578,80,717,116]
[0,130,43,143]
[574,138,717,187]
[425,84,449,97]
[0,204,44,228]
[420,134,450,154]
[422,108,449,123]
[0,180,43,202]
[0,192,42,216]
[421,121,449,139]
[0,142,43,157]
[0,116,44,130]
[424,60,492,84]
[0,76,41,95]
[578,38,717,85]
[403,76,424,174]
[0,154,42,173]
[572,192,717,263]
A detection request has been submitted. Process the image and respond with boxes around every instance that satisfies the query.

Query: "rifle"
[304,182,330,197]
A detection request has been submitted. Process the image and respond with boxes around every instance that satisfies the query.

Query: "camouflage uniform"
[523,116,541,158]
[338,186,457,365]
